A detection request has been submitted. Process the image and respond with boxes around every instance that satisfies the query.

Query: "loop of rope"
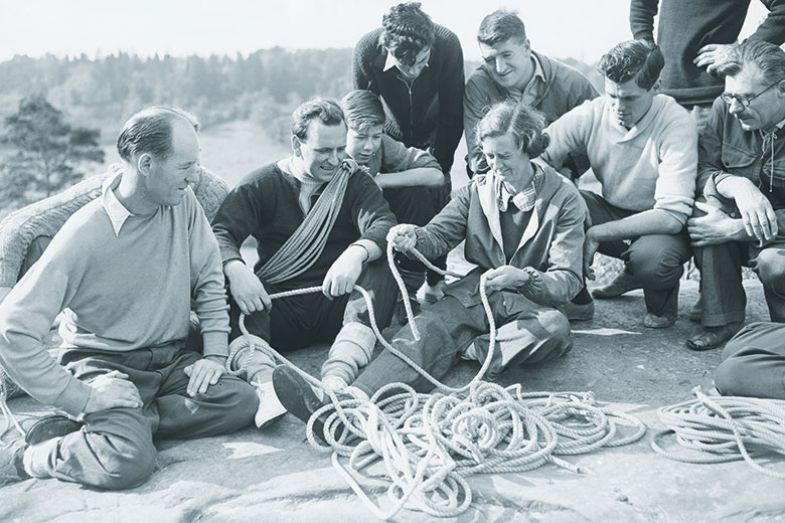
[651,388,785,478]
[227,243,647,519]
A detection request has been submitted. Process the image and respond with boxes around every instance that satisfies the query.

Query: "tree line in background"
[0,49,600,212]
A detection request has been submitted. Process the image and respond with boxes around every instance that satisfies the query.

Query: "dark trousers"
[26,344,258,490]
[715,322,785,399]
[581,191,691,316]
[694,239,785,326]
[230,258,397,350]
[352,272,571,397]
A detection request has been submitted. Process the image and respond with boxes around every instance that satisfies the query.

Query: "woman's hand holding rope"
[387,224,417,253]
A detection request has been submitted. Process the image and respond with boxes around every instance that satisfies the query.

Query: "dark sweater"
[211,163,396,290]
[353,24,464,174]
[630,0,785,107]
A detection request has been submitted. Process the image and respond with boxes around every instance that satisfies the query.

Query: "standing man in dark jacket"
[630,0,785,130]
[353,2,463,302]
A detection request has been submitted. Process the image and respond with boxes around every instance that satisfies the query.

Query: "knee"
[754,249,785,289]
[628,239,685,287]
[94,435,157,490]
[714,356,753,397]
[213,376,260,431]
[540,309,571,347]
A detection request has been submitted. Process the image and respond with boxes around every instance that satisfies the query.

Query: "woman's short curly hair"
[379,2,435,66]
[476,101,550,159]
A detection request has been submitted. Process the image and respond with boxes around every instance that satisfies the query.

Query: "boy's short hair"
[341,90,386,131]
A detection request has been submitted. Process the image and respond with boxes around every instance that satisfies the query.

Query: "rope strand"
[227,244,647,519]
[652,388,785,478]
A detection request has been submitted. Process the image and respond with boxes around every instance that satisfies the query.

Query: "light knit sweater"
[0,166,229,288]
[541,94,698,224]
[0,177,229,415]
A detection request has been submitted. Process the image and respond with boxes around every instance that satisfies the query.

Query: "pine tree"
[0,95,104,209]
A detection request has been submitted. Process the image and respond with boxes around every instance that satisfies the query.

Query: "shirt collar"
[530,53,545,84]
[498,165,543,212]
[383,52,430,73]
[101,168,133,237]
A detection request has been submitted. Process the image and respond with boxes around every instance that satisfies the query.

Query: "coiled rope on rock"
[228,242,647,519]
[652,388,785,479]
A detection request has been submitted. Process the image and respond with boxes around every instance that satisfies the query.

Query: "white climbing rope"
[0,367,26,446]
[228,243,647,519]
[652,387,785,479]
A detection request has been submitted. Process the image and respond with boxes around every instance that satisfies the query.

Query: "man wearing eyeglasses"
[687,40,785,351]
[353,2,463,303]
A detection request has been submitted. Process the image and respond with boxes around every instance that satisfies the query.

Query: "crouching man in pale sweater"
[0,107,258,489]
[541,40,697,328]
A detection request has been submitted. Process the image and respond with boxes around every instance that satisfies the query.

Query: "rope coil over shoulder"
[255,159,360,285]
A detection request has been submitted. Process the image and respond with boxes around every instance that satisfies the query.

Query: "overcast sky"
[0,1,769,63]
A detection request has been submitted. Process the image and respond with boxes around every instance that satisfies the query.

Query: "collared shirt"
[498,165,543,212]
[517,54,546,107]
[383,52,430,74]
[101,170,132,236]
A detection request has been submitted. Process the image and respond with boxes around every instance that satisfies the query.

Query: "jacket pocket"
[721,144,756,179]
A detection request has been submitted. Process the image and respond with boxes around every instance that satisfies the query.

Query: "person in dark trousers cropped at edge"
[353,2,463,303]
[211,98,398,420]
[464,9,598,178]
[0,107,258,489]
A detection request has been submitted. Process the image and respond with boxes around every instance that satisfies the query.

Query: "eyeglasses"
[721,81,781,108]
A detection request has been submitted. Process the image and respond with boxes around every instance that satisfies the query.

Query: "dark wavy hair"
[379,2,435,66]
[291,98,345,141]
[116,106,198,162]
[476,101,550,159]
[598,40,664,90]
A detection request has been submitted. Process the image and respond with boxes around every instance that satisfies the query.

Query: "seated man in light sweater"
[211,98,398,417]
[464,9,598,177]
[541,40,697,327]
[0,107,258,489]
[340,89,444,300]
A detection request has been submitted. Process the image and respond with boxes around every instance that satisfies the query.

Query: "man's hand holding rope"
[322,244,366,298]
[225,259,272,314]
